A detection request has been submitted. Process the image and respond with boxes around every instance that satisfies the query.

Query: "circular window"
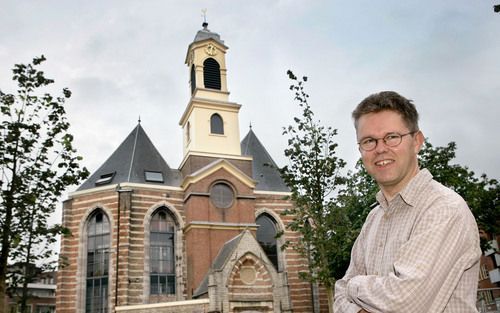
[210,182,234,209]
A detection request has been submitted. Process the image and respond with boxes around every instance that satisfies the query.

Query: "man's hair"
[352,91,419,131]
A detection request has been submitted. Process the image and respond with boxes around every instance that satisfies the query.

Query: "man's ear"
[414,130,425,153]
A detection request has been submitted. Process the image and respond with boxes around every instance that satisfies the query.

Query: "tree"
[0,56,89,312]
[279,71,351,312]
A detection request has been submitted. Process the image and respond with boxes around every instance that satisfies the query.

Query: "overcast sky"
[1,1,499,199]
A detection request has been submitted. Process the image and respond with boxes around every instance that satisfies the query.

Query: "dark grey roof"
[241,128,289,192]
[77,124,181,191]
[193,23,225,46]
[193,233,244,298]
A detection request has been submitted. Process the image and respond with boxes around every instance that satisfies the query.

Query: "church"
[56,22,328,313]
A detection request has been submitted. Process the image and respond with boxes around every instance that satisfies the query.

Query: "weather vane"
[201,8,207,24]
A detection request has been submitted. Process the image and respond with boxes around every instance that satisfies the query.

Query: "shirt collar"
[376,168,433,211]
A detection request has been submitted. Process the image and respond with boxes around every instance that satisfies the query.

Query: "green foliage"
[0,55,89,310]
[280,70,350,288]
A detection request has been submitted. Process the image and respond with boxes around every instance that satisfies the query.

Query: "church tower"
[177,22,258,299]
[179,22,242,163]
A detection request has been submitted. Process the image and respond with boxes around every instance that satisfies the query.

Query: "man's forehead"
[356,111,408,137]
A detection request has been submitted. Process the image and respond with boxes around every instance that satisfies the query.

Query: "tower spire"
[201,8,208,28]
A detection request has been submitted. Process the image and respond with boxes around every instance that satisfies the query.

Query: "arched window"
[203,58,221,90]
[150,209,176,295]
[210,113,224,135]
[256,214,278,270]
[86,210,110,313]
[190,65,196,95]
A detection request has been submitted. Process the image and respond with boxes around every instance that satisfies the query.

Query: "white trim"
[116,299,209,311]
[254,190,292,196]
[188,221,258,228]
[68,183,183,198]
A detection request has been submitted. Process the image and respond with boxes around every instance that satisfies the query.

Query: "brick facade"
[56,173,329,312]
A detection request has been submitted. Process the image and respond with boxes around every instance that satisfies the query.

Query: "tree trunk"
[20,217,35,313]
[327,285,334,313]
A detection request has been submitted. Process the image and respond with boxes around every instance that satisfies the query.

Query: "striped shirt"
[334,169,481,313]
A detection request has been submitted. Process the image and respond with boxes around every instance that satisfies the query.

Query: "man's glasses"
[358,131,416,151]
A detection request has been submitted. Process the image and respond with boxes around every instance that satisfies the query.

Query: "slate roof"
[193,22,226,47]
[241,128,290,192]
[77,124,181,191]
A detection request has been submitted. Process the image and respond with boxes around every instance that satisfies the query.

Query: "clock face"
[205,43,217,56]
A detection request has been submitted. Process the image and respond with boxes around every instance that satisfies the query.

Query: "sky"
[1,1,499,203]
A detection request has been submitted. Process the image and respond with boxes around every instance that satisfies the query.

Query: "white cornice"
[179,95,241,126]
[68,182,183,198]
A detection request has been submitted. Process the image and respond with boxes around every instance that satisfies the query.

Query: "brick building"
[56,23,328,313]
[6,266,56,313]
[477,232,500,312]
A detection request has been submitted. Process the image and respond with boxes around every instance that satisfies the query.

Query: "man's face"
[356,110,424,198]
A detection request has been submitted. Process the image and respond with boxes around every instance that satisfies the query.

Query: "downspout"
[115,184,122,308]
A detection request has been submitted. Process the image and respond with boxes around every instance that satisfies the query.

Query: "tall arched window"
[86,210,110,313]
[203,58,221,90]
[256,214,278,270]
[210,113,224,135]
[150,209,176,295]
[190,65,196,95]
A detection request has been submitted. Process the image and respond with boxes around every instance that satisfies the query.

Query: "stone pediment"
[180,159,256,191]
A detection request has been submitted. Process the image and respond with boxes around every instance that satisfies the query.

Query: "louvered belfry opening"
[190,65,196,94]
[203,58,221,90]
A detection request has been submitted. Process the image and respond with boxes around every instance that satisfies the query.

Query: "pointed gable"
[78,124,181,191]
[241,129,289,192]
[181,159,256,191]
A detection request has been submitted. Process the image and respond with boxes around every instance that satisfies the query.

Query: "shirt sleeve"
[345,201,479,313]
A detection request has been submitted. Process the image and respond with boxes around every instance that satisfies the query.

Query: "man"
[333,91,481,313]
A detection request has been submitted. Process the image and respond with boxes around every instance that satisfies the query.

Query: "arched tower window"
[210,113,224,135]
[203,58,221,90]
[190,65,196,95]
[86,210,110,313]
[150,208,176,295]
[256,214,278,270]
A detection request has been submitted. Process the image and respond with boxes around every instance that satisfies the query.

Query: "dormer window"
[95,172,115,186]
[210,113,224,135]
[203,58,221,90]
[145,171,164,183]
